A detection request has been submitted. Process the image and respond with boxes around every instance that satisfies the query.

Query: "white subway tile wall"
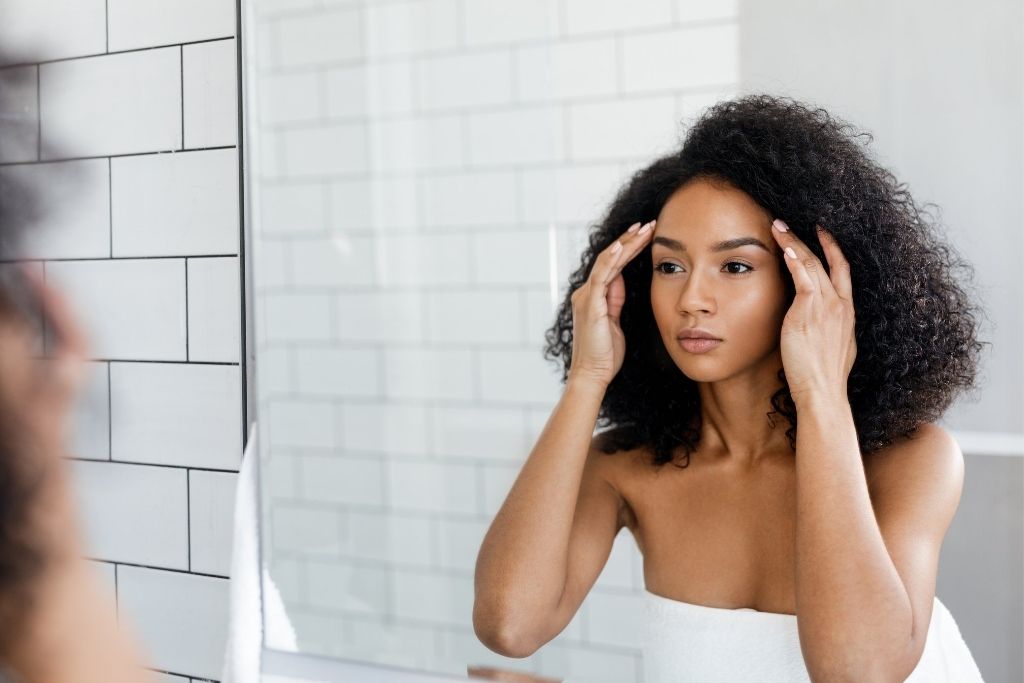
[4,158,111,259]
[107,0,237,52]
[46,259,189,360]
[117,565,232,680]
[188,470,239,576]
[0,0,107,64]
[110,149,239,257]
[71,460,190,569]
[40,47,183,158]
[0,1,240,680]
[110,362,243,469]
[68,361,111,461]
[183,39,240,148]
[187,256,243,363]
[251,1,738,681]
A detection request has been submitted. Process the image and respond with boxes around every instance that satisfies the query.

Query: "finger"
[772,219,830,297]
[780,236,820,297]
[576,221,646,314]
[600,219,655,286]
[606,271,626,323]
[816,225,853,301]
[596,223,636,273]
[21,266,90,393]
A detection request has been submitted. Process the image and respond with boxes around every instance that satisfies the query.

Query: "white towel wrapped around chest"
[641,589,984,682]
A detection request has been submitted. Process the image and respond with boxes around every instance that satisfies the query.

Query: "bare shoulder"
[865,422,965,508]
[588,427,645,528]
[589,427,651,476]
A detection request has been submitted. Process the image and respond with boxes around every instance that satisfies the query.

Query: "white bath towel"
[221,423,298,683]
[642,588,984,682]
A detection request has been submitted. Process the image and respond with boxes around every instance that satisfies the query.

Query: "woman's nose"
[676,268,716,315]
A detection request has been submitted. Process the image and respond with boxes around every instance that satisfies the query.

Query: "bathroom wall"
[249,1,740,680]
[0,1,242,680]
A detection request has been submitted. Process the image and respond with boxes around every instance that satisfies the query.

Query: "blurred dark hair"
[0,53,59,644]
[543,94,990,468]
[0,59,42,258]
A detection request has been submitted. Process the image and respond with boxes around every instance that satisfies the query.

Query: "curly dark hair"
[542,93,989,469]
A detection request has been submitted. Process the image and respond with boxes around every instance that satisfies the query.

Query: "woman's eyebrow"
[651,235,771,253]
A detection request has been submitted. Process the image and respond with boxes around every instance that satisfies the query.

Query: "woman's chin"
[675,362,728,383]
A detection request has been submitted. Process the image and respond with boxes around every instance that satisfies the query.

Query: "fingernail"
[785,246,797,259]
[611,240,622,253]
[627,222,641,233]
[773,219,789,232]
[638,221,653,235]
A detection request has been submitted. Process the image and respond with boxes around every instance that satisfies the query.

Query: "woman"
[473,94,987,681]
[0,57,153,682]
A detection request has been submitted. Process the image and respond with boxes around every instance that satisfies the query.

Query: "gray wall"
[942,455,1023,682]
[739,1,1023,680]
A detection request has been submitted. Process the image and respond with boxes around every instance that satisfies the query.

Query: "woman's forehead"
[655,180,774,248]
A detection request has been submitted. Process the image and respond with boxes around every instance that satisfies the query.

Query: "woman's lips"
[678,338,722,353]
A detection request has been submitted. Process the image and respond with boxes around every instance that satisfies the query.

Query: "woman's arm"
[792,392,962,682]
[793,393,912,680]
[770,222,962,680]
[473,376,609,656]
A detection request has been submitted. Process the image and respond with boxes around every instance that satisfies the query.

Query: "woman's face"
[650,177,791,382]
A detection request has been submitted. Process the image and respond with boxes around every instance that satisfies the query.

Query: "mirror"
[243,1,1022,681]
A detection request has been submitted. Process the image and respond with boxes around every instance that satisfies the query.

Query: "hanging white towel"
[221,423,298,683]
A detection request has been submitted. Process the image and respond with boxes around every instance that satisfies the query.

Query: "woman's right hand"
[567,219,656,389]
[0,266,92,564]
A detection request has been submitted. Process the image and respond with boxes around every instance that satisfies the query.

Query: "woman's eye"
[724,261,753,274]
[654,262,753,275]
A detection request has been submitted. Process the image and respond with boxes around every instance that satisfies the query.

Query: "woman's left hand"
[771,219,857,404]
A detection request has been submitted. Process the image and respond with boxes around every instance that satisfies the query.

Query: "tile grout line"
[12,36,236,69]
[0,144,237,167]
[107,362,112,460]
[180,45,185,150]
[185,259,190,362]
[93,558,228,581]
[186,469,192,571]
[0,253,239,264]
[107,157,113,257]
[72,457,240,475]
